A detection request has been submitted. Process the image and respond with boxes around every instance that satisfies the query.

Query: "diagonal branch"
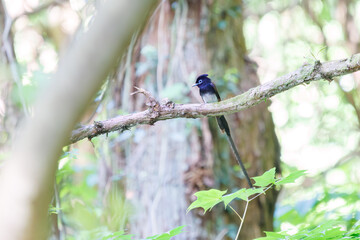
[70,54,360,144]
[0,1,158,239]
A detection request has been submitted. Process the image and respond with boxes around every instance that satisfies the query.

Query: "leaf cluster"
[101,226,185,240]
[257,220,360,240]
[187,168,306,213]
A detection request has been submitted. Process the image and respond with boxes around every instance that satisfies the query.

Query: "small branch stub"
[131,86,176,123]
[94,121,104,131]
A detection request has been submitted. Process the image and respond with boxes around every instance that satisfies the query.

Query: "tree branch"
[70,54,360,144]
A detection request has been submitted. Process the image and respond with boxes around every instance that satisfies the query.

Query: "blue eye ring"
[198,80,203,84]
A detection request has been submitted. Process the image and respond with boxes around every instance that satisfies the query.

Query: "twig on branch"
[70,54,360,144]
[131,86,161,117]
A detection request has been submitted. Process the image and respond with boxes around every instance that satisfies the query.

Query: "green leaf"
[255,238,280,240]
[255,231,288,240]
[102,231,133,240]
[254,230,289,240]
[147,226,185,240]
[323,227,346,238]
[261,221,349,240]
[187,189,227,214]
[347,220,360,236]
[146,233,170,240]
[275,170,306,186]
[222,188,264,207]
[222,189,245,207]
[252,168,276,187]
[264,231,288,237]
[169,225,185,236]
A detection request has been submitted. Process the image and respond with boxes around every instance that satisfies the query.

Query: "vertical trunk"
[126,1,208,239]
[206,1,280,239]
[115,1,209,238]
[112,0,280,239]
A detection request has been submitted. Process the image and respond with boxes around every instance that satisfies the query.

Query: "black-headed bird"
[192,74,253,188]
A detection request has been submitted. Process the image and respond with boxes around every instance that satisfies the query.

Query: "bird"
[192,74,253,188]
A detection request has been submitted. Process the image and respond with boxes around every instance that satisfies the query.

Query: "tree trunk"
[112,0,280,239]
[206,1,280,239]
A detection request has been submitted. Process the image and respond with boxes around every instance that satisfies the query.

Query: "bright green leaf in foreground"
[222,188,264,207]
[255,231,289,240]
[187,189,227,213]
[252,168,276,187]
[102,231,133,240]
[146,225,185,240]
[275,170,306,186]
[256,221,350,240]
[346,219,360,237]
[169,225,185,236]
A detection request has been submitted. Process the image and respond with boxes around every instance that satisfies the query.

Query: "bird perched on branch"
[192,74,253,188]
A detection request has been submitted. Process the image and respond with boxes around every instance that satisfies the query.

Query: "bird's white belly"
[202,92,218,103]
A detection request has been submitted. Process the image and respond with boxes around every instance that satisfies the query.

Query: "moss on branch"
[70,53,360,144]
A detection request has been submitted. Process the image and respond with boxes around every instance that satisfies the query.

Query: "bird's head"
[192,74,211,88]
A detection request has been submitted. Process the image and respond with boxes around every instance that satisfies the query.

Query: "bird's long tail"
[216,116,253,188]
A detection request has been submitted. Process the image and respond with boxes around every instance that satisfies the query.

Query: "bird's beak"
[192,83,199,87]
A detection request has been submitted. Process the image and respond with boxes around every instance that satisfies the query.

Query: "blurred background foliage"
[1,0,360,239]
[242,0,360,237]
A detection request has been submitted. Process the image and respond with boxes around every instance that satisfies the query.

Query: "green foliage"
[55,148,130,238]
[241,2,360,237]
[186,168,306,239]
[187,189,227,214]
[55,147,187,240]
[222,188,264,207]
[146,226,185,240]
[188,168,306,214]
[252,168,276,187]
[101,226,185,240]
[184,167,358,240]
[272,162,360,236]
[275,170,307,186]
[256,220,360,240]
[102,231,133,240]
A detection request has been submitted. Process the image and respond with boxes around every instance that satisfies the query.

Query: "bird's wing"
[210,82,222,102]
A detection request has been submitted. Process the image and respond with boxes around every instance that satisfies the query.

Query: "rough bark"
[115,1,210,238]
[106,0,278,239]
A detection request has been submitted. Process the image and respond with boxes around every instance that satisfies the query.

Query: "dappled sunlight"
[1,0,360,239]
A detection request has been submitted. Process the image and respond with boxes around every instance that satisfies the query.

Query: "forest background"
[1,0,360,239]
